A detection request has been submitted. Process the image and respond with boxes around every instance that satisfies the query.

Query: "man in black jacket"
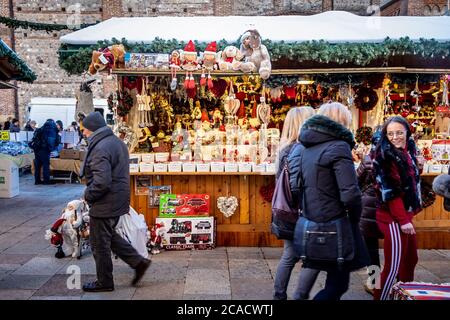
[80,112,151,292]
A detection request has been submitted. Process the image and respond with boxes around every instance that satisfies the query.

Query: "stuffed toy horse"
[240,30,272,80]
[88,44,126,75]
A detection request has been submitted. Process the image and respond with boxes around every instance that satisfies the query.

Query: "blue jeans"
[273,240,320,300]
[313,269,350,301]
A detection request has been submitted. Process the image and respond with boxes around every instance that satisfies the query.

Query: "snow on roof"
[60,11,450,45]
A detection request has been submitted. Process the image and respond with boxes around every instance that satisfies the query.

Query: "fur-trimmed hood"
[299,114,355,149]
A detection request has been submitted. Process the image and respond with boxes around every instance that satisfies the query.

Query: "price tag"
[99,53,109,65]
[0,131,10,141]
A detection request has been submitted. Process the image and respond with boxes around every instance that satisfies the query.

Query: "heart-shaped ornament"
[217,196,238,218]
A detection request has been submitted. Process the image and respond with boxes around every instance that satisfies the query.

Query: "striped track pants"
[374,221,418,300]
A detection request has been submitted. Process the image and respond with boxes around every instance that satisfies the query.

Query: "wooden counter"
[130,172,449,249]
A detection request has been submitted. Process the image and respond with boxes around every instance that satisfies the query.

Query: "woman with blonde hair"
[293,101,370,300]
[272,106,319,300]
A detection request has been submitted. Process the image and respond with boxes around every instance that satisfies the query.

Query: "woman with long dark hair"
[372,116,422,300]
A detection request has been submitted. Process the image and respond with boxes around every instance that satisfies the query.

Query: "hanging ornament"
[410,75,421,112]
[347,76,354,107]
[442,74,449,106]
[217,196,238,218]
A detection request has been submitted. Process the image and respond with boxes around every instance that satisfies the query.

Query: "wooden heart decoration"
[217,196,238,218]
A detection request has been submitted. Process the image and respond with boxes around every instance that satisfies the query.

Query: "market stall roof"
[0,39,36,83]
[60,11,450,45]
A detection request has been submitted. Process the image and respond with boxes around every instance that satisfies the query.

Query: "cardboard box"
[238,162,253,172]
[196,163,210,173]
[252,163,266,172]
[129,154,141,164]
[429,164,443,173]
[139,162,154,173]
[153,163,168,172]
[141,153,154,163]
[182,162,196,172]
[129,164,139,173]
[79,150,87,161]
[266,163,276,173]
[155,217,215,250]
[0,160,19,198]
[168,162,182,172]
[159,194,210,217]
[59,149,80,160]
[224,163,238,172]
[210,162,225,172]
[154,152,170,163]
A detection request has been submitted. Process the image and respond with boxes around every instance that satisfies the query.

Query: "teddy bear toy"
[240,30,271,80]
[88,44,126,75]
[218,46,243,71]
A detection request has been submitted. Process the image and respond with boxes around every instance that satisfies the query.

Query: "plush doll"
[240,30,271,79]
[170,50,182,91]
[45,218,66,259]
[149,223,165,254]
[218,46,243,71]
[181,40,199,89]
[200,41,218,89]
[88,44,126,75]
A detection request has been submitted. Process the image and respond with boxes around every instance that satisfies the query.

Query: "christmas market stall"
[0,39,36,198]
[59,12,450,249]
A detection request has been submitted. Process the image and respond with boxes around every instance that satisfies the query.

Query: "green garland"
[0,16,97,32]
[58,37,450,76]
[0,39,36,82]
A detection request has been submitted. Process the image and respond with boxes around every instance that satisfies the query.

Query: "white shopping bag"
[116,206,149,259]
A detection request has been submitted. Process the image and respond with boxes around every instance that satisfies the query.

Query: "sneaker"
[132,259,151,286]
[82,280,114,292]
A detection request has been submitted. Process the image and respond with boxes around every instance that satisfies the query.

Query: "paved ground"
[0,174,449,300]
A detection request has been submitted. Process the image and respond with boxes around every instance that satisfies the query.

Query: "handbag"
[293,215,355,266]
[271,163,299,240]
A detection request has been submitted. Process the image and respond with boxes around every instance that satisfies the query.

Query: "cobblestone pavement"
[0,174,449,300]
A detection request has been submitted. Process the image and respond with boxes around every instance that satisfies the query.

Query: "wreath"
[107,90,134,117]
[355,126,373,145]
[217,196,239,218]
[355,87,379,111]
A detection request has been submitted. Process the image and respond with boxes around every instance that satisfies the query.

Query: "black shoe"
[35,181,43,185]
[43,181,56,185]
[132,259,151,286]
[82,280,114,292]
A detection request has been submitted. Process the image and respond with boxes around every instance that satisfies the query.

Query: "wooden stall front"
[130,172,449,249]
[131,172,281,247]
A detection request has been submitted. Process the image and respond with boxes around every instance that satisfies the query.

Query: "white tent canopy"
[60,11,450,45]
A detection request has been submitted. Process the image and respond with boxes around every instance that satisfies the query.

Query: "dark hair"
[71,121,77,126]
[381,116,412,140]
[56,120,64,130]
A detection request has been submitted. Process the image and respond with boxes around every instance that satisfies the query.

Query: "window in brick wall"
[23,33,27,38]
[99,8,103,12]
[128,8,132,13]
[62,7,66,12]
[17,7,21,12]
[152,8,156,13]
[183,8,188,13]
